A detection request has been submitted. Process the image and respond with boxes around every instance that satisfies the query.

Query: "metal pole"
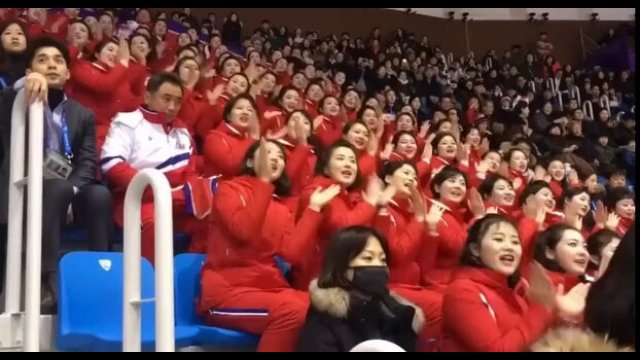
[23,99,44,352]
[122,169,174,352]
[4,89,26,315]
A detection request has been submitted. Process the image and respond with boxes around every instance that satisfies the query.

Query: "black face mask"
[350,266,389,297]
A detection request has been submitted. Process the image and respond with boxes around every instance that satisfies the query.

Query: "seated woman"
[604,186,635,237]
[477,174,517,217]
[441,215,590,352]
[296,226,424,352]
[199,139,340,352]
[533,224,591,290]
[586,229,620,280]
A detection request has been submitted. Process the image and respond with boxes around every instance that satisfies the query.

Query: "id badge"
[43,150,72,180]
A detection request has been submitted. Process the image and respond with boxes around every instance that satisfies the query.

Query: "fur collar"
[308,279,425,334]
[530,327,634,352]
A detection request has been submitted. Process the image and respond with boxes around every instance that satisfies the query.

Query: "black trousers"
[41,179,113,274]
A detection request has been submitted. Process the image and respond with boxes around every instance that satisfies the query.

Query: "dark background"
[153,8,633,66]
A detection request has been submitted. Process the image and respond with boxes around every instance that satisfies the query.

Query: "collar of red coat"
[312,176,352,199]
[388,196,414,215]
[618,214,633,232]
[91,60,112,72]
[452,267,511,289]
[483,199,513,215]
[139,106,187,130]
[218,122,250,138]
[545,269,581,289]
[429,198,467,223]
[508,168,526,179]
[277,135,299,148]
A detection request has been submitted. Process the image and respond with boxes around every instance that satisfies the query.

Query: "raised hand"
[378,183,397,207]
[605,212,621,231]
[425,202,446,233]
[309,185,342,211]
[255,138,272,183]
[475,158,491,175]
[295,120,308,146]
[555,282,591,319]
[419,121,431,138]
[468,187,486,219]
[526,262,555,310]
[118,36,130,67]
[594,200,607,228]
[380,141,394,161]
[24,72,48,104]
[512,176,524,191]
[364,177,384,207]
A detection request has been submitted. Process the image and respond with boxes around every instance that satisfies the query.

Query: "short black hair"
[222,93,258,123]
[534,223,582,273]
[604,186,634,210]
[239,140,291,197]
[357,105,378,120]
[459,214,520,286]
[317,226,390,290]
[391,130,416,147]
[378,160,417,183]
[342,120,369,137]
[586,229,619,271]
[318,95,339,115]
[25,36,71,69]
[430,165,468,199]
[274,85,299,108]
[431,131,457,155]
[519,180,551,205]
[146,72,182,94]
[314,140,363,190]
[478,174,512,200]
[559,187,589,209]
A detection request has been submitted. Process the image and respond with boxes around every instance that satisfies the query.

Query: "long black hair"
[584,221,635,348]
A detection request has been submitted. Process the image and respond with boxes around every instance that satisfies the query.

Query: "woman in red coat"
[261,85,300,135]
[501,147,530,201]
[604,187,635,237]
[533,223,590,291]
[252,71,277,115]
[441,215,590,352]
[203,94,259,177]
[196,72,250,141]
[477,174,517,218]
[313,95,344,148]
[375,160,447,349]
[341,121,378,180]
[127,33,152,106]
[199,139,341,352]
[69,37,139,150]
[302,79,324,119]
[274,110,317,210]
[341,88,360,122]
[291,140,387,290]
[175,56,208,136]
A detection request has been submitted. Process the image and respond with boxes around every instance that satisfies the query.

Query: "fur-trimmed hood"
[530,327,634,352]
[308,279,425,334]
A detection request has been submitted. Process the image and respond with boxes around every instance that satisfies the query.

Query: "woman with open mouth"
[314,95,345,148]
[441,215,590,352]
[196,72,250,140]
[604,186,635,237]
[560,187,593,237]
[374,160,447,349]
[501,147,530,201]
[533,224,591,296]
[477,174,517,217]
[341,88,361,122]
[516,181,562,273]
[261,85,301,136]
[302,79,325,119]
[203,94,260,177]
[274,110,317,207]
[422,132,470,191]
[200,138,341,352]
[342,121,378,180]
[291,140,389,291]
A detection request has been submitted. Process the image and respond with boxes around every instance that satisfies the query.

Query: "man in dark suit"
[0,36,113,314]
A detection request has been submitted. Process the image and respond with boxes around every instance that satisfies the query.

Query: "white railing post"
[2,88,44,352]
[571,85,581,106]
[600,95,611,114]
[583,100,594,119]
[23,96,44,352]
[122,169,174,352]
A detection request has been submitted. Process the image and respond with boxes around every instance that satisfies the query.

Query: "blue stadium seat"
[173,253,259,348]
[57,252,198,351]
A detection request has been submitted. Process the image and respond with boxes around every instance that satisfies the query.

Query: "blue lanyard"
[60,112,73,164]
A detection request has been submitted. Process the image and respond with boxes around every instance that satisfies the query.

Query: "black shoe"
[40,283,57,315]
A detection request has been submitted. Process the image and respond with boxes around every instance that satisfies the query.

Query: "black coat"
[296,280,424,352]
[0,88,98,223]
